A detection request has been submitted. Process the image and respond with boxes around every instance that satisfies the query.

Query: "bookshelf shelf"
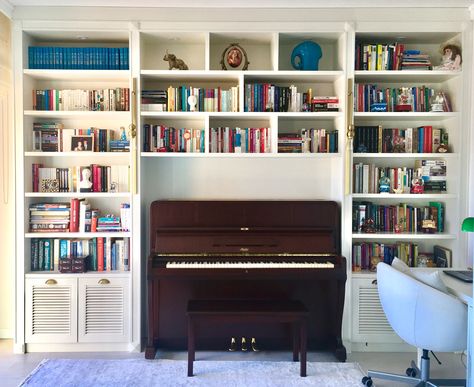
[353,112,459,120]
[351,233,457,240]
[353,153,458,159]
[25,152,130,158]
[25,192,130,198]
[25,271,131,278]
[24,110,130,119]
[141,152,340,158]
[354,70,461,83]
[24,69,131,81]
[25,232,132,238]
[351,193,457,200]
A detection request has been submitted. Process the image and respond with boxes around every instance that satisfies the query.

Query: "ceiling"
[4,0,474,8]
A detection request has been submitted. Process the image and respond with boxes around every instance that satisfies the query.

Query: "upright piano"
[146,200,347,361]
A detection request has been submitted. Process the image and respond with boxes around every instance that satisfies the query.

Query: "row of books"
[352,243,452,271]
[33,123,129,152]
[354,84,451,112]
[353,201,444,233]
[30,237,130,272]
[31,164,130,193]
[32,88,130,111]
[70,199,130,233]
[278,129,338,153]
[166,86,239,112]
[28,46,129,70]
[354,125,449,154]
[209,127,271,154]
[143,124,205,153]
[354,42,406,71]
[353,160,447,194]
[352,241,418,271]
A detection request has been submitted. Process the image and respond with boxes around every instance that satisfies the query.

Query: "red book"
[424,126,433,153]
[97,237,104,271]
[70,198,79,232]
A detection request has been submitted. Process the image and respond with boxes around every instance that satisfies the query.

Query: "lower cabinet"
[351,275,402,345]
[25,276,130,344]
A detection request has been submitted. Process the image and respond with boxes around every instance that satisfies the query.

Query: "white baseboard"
[351,341,415,352]
[0,329,13,339]
[26,342,133,352]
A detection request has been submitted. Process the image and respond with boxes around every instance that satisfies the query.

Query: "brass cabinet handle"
[45,279,57,285]
[371,279,378,285]
[98,279,110,285]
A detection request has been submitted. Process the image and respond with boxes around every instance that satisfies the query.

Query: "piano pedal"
[251,337,259,352]
[241,337,248,352]
[228,337,237,352]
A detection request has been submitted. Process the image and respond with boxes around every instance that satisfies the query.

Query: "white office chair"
[362,261,468,387]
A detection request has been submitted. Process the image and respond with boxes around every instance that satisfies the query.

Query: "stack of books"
[96,216,122,232]
[29,203,70,233]
[141,90,167,111]
[400,50,432,70]
[415,159,447,192]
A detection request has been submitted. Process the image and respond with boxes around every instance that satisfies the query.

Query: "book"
[433,245,452,267]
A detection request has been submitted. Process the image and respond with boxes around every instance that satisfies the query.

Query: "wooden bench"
[186,299,309,377]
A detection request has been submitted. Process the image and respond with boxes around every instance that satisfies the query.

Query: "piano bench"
[186,299,309,377]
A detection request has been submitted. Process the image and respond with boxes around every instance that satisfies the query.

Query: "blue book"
[28,47,34,69]
[59,239,68,258]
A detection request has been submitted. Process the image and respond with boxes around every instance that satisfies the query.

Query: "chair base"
[362,350,466,387]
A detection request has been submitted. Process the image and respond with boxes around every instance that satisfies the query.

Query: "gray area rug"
[20,358,365,386]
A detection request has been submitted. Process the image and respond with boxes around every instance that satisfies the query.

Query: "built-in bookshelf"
[350,31,467,270]
[15,28,135,350]
[12,16,471,356]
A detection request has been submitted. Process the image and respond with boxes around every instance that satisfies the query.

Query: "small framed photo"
[71,135,94,152]
[220,43,249,71]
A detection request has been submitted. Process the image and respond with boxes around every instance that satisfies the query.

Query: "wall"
[0,11,13,338]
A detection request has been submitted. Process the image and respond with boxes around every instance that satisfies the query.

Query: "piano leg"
[333,278,347,362]
[292,322,299,362]
[300,318,307,377]
[145,278,158,360]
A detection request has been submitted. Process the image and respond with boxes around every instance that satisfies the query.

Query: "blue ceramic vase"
[291,41,322,71]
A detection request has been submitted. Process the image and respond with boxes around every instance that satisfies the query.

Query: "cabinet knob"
[98,279,110,285]
[45,279,57,285]
[371,279,378,285]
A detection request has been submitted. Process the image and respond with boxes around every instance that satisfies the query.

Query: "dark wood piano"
[146,200,347,361]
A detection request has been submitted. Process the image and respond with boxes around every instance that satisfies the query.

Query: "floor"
[0,339,467,386]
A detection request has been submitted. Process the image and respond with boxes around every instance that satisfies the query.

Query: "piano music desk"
[186,299,309,377]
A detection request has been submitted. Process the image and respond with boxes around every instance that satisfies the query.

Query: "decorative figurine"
[120,126,127,141]
[187,95,197,112]
[220,43,249,71]
[361,218,377,233]
[430,92,445,112]
[379,171,391,193]
[395,87,413,112]
[434,44,462,71]
[411,169,425,194]
[291,40,322,71]
[163,51,189,70]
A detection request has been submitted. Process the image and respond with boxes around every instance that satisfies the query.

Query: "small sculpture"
[291,41,322,71]
[434,44,462,71]
[163,51,189,70]
[379,171,390,193]
[361,218,376,233]
[430,92,445,112]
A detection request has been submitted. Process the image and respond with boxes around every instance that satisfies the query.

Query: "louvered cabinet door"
[78,277,130,343]
[351,276,402,343]
[25,277,78,343]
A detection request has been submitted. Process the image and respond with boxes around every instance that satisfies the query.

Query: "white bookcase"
[349,22,471,347]
[14,24,139,352]
[11,14,472,354]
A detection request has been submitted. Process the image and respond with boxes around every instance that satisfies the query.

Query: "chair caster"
[406,367,418,377]
[362,376,373,386]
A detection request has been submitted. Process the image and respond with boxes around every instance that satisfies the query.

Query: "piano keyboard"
[166,261,335,269]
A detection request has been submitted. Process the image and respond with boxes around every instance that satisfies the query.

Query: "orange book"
[97,237,104,271]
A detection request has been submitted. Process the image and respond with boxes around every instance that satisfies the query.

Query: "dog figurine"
[163,52,189,70]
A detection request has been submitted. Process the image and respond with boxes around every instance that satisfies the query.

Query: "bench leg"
[292,322,299,362]
[188,318,195,377]
[300,318,307,377]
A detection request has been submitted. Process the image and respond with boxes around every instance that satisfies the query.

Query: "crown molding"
[0,0,13,18]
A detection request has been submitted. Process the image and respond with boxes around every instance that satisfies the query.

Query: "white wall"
[0,11,13,339]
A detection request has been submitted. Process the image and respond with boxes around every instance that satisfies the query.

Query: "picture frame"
[71,135,94,152]
[220,43,249,71]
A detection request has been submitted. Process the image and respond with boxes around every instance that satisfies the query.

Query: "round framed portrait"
[220,43,249,71]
